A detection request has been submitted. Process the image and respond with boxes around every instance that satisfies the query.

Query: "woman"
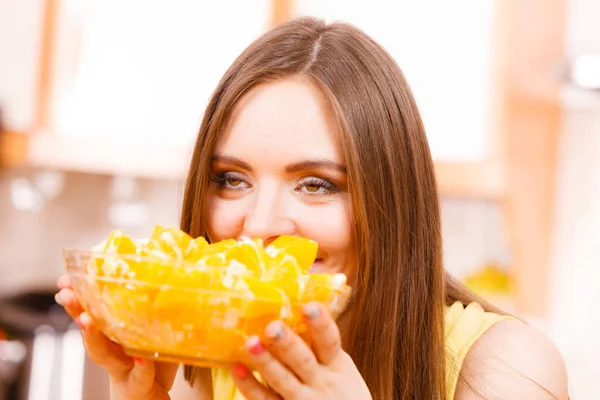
[55,17,568,399]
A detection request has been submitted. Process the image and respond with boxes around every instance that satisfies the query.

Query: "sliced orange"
[145,226,195,260]
[298,273,345,302]
[226,238,268,275]
[237,276,289,317]
[266,235,318,271]
[263,254,305,299]
[203,238,237,256]
[186,236,209,262]
[163,266,223,289]
[127,260,174,285]
[198,239,235,268]
[93,230,137,277]
[103,230,137,254]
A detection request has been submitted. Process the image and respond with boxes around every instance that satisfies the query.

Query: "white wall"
[545,0,600,394]
[0,0,44,131]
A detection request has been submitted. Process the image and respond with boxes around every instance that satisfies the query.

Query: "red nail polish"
[75,316,85,330]
[234,363,248,379]
[133,357,143,365]
[247,337,264,355]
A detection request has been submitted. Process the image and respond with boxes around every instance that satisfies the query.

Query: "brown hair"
[180,16,492,399]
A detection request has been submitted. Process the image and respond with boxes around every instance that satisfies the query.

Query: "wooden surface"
[499,0,567,316]
[0,0,57,169]
[26,133,192,180]
[271,0,293,27]
[35,0,58,131]
[0,131,28,167]
[435,161,504,199]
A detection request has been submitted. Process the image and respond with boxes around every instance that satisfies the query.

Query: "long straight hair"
[180,17,489,399]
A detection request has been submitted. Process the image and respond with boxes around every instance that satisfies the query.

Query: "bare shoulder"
[455,319,569,399]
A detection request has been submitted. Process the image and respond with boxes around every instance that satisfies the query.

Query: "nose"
[241,183,295,244]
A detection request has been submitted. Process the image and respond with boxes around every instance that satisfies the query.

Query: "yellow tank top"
[212,301,514,400]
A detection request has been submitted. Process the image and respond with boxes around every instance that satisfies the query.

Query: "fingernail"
[233,363,248,379]
[133,357,143,365]
[54,293,63,306]
[246,336,264,355]
[265,321,284,341]
[75,316,85,330]
[57,275,69,289]
[302,303,321,320]
[80,312,91,325]
[76,313,91,331]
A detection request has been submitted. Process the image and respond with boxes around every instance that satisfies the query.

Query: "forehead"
[214,76,344,165]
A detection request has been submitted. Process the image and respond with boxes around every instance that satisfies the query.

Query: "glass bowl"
[62,249,351,367]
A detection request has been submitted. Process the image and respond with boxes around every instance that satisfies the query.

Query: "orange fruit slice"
[226,238,268,275]
[299,273,347,302]
[103,230,137,254]
[186,236,209,263]
[263,255,304,299]
[92,230,137,277]
[145,226,195,260]
[200,239,237,268]
[265,235,318,272]
[237,276,289,318]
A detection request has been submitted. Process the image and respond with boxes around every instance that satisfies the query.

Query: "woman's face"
[206,76,356,278]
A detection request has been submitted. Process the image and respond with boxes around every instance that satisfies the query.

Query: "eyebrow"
[285,160,346,173]
[211,155,253,171]
[211,154,346,173]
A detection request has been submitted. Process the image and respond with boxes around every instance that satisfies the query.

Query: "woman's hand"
[231,302,372,400]
[55,275,178,400]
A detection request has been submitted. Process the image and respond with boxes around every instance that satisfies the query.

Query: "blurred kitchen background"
[1,0,599,398]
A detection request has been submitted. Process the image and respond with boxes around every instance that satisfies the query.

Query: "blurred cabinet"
[0,0,44,133]
[564,0,600,57]
[293,0,499,164]
[292,0,506,198]
[28,0,271,179]
[0,0,44,167]
[26,0,508,193]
